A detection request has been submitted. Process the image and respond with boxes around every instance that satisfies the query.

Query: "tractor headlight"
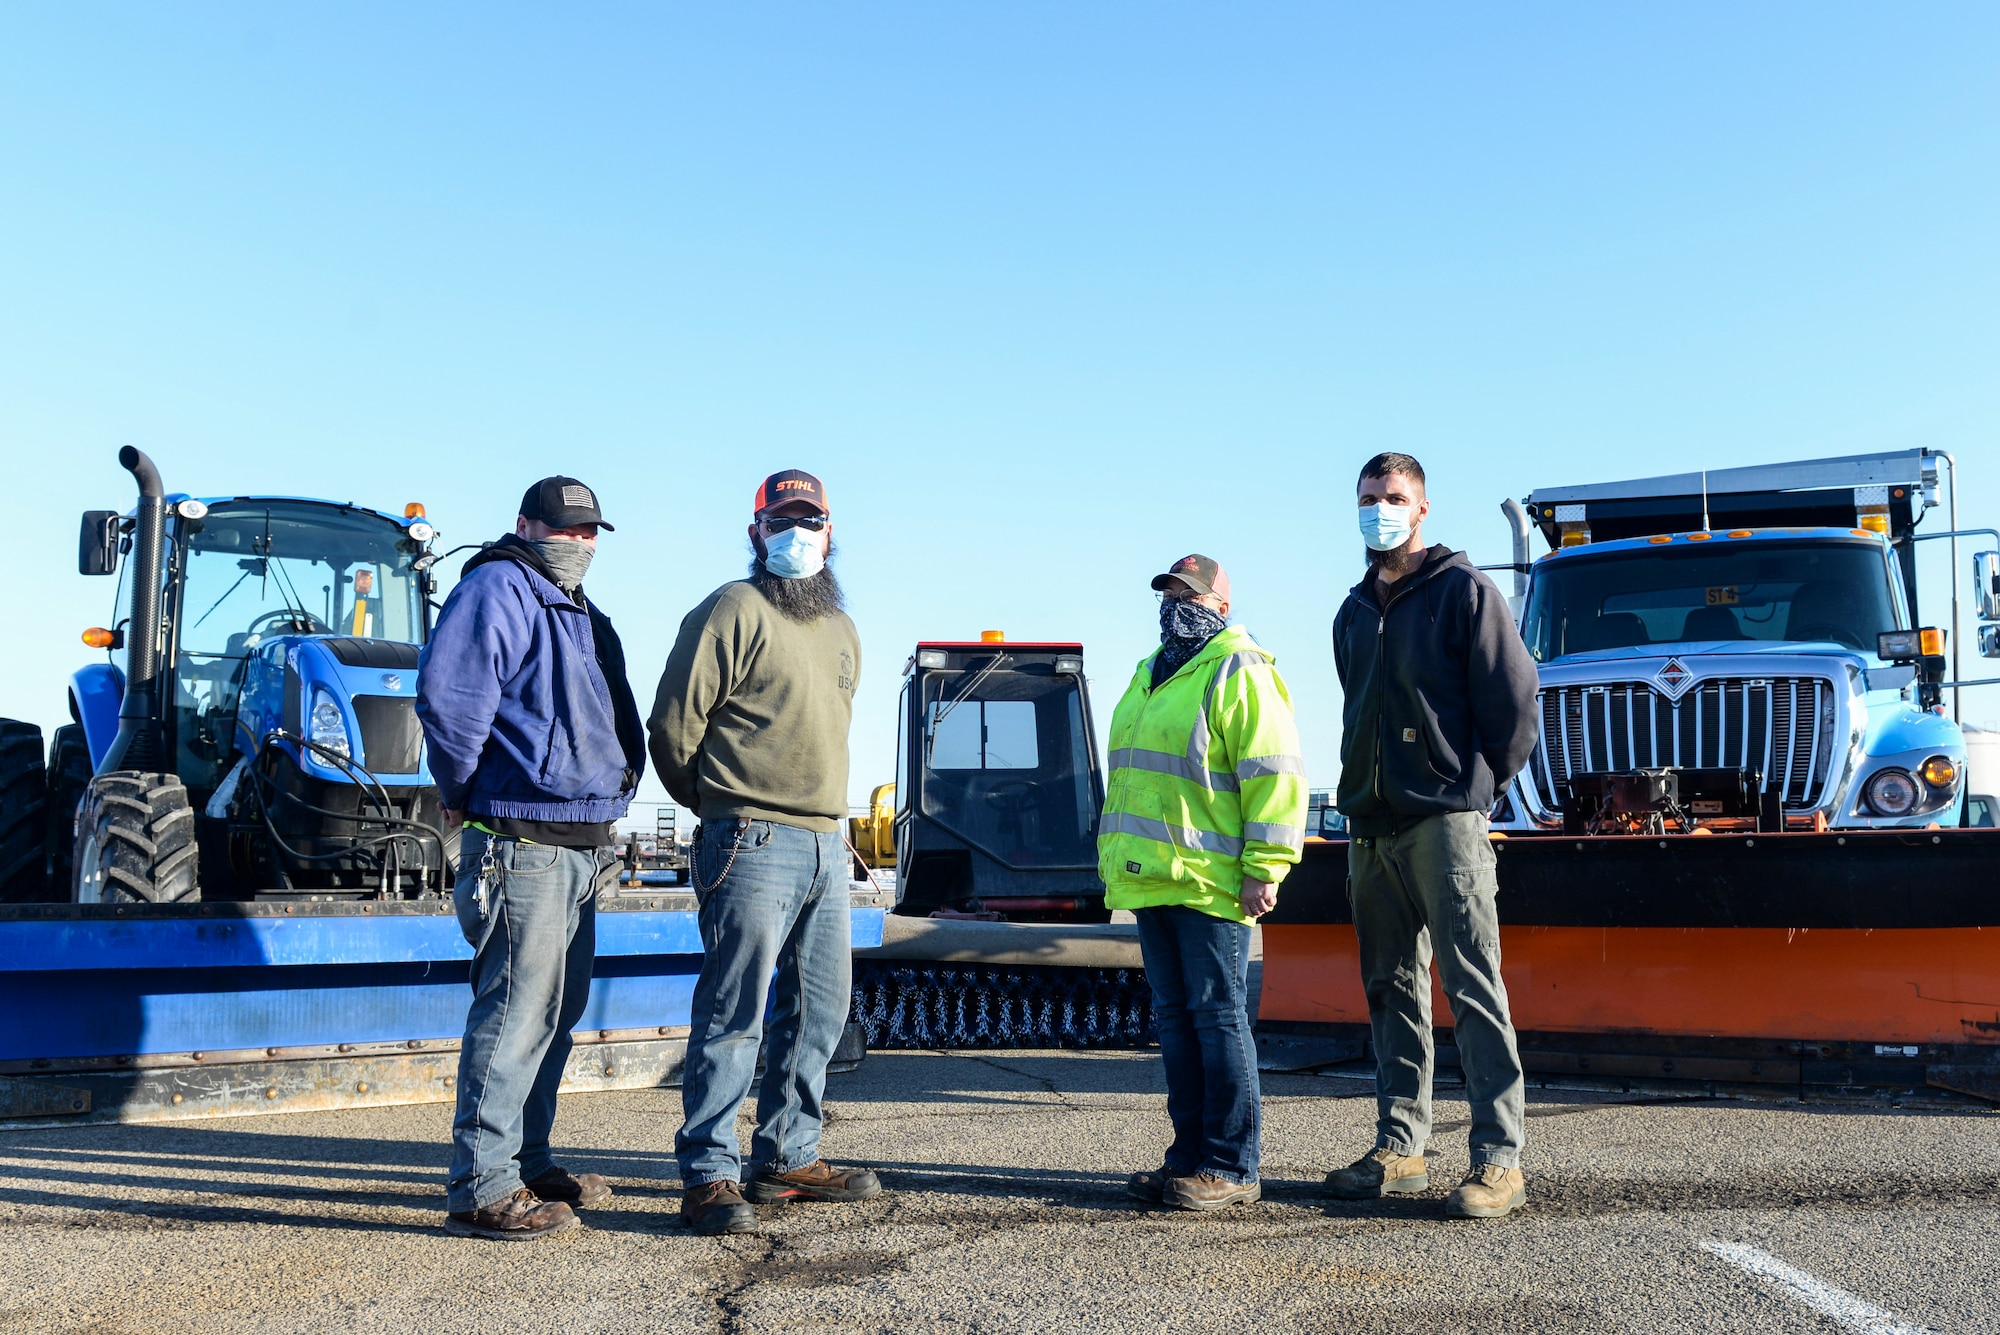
[309,687,352,761]
[1863,768,1922,817]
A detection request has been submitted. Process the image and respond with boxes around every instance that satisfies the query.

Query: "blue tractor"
[0,447,451,902]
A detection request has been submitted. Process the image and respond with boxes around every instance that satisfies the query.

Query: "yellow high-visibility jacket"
[1098,626,1309,923]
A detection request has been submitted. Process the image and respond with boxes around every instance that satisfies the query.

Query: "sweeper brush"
[850,960,1152,1049]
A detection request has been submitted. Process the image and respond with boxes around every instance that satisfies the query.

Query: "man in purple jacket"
[416,476,646,1241]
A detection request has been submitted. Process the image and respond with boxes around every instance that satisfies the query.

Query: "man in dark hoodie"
[416,476,646,1241]
[1325,452,1540,1220]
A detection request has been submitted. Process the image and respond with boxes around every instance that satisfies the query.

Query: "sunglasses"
[759,515,828,533]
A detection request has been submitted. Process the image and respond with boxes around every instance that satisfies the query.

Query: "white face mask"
[1358,502,1414,553]
[761,525,826,580]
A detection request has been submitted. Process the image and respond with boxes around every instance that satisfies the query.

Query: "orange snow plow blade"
[1259,831,2000,1100]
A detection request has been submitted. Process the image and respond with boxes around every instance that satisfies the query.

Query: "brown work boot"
[1126,1168,1172,1204]
[1447,1164,1527,1219]
[682,1180,758,1235]
[1325,1147,1430,1200]
[524,1165,612,1209]
[444,1187,579,1241]
[1164,1172,1262,1212]
[745,1159,883,1204]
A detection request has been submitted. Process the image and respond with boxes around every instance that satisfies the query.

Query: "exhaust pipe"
[1501,497,1534,615]
[98,447,168,774]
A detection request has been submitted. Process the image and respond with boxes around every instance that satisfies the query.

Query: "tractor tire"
[0,719,48,901]
[71,771,200,904]
[45,724,93,898]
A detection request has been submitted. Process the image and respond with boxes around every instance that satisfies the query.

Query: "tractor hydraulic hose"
[100,446,169,774]
[247,732,448,896]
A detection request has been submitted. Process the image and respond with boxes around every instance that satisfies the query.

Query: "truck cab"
[1496,450,1998,833]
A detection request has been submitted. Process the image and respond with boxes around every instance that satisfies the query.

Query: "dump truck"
[0,449,878,1128]
[1258,448,2000,1102]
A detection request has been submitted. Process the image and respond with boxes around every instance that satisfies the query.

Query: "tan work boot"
[1447,1164,1526,1219]
[1325,1147,1429,1200]
[744,1160,883,1204]
[524,1165,611,1209]
[444,1187,579,1241]
[1163,1172,1261,1212]
[682,1180,758,1235]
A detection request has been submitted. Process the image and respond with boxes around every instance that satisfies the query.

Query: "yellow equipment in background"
[849,782,896,869]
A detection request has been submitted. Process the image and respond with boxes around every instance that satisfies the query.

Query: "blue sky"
[3,4,1997,808]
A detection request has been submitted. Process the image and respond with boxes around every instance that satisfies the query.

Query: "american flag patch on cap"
[561,484,595,509]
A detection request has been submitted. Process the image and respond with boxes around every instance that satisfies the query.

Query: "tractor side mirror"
[1976,551,2000,622]
[79,510,120,576]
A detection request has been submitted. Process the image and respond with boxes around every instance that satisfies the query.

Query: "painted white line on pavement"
[1701,1240,1936,1335]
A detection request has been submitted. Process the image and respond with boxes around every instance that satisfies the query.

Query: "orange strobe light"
[82,627,115,649]
[404,503,426,519]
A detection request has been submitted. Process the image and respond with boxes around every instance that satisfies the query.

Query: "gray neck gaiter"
[530,537,595,593]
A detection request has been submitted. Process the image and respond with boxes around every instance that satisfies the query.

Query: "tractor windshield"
[171,501,425,789]
[1521,538,1902,663]
[916,667,1100,869]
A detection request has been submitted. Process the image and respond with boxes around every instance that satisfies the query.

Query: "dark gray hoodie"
[1332,545,1540,838]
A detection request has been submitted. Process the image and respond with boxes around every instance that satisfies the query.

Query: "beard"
[748,538,846,622]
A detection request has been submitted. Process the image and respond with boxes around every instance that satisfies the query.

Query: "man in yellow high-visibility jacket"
[1098,553,1308,1213]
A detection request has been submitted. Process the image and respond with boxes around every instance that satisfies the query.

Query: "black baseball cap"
[519,476,613,531]
[1150,553,1231,602]
[753,469,830,517]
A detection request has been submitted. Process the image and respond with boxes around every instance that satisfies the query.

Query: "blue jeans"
[446,828,617,1213]
[1132,904,1260,1185]
[1350,810,1525,1170]
[676,818,853,1187]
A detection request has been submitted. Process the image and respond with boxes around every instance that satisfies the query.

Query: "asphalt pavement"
[1,1047,1996,1334]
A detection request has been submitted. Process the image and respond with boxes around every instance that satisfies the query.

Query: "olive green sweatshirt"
[646,580,860,833]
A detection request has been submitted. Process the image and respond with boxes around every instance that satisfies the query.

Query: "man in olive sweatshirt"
[648,468,880,1236]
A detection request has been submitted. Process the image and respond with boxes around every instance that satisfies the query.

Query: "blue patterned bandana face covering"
[1155,597,1227,684]
[1159,597,1226,645]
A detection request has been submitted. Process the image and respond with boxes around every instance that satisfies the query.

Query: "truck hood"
[1551,639,1875,668]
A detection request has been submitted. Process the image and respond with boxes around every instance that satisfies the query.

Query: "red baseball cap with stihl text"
[753,469,830,517]
[1150,553,1231,603]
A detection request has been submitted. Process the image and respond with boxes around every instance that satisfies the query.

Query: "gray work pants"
[1349,810,1524,1169]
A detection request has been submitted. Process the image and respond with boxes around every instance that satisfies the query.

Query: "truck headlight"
[1919,755,1958,789]
[1863,768,1922,817]
[309,687,352,760]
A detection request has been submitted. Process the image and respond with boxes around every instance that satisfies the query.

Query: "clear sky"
[3,4,1997,810]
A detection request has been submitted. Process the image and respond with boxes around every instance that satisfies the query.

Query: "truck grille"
[1530,676,1837,815]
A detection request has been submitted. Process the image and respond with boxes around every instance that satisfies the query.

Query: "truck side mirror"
[1981,625,2000,660]
[1976,551,2000,622]
[79,510,120,576]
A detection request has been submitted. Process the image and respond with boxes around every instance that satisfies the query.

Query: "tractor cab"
[66,457,448,902]
[891,636,1107,921]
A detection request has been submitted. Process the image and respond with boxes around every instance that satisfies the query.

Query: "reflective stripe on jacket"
[1097,625,1308,922]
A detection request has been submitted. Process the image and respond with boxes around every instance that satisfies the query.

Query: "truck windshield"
[1522,539,1900,662]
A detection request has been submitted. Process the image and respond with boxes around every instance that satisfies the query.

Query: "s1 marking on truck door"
[1706,586,1739,605]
